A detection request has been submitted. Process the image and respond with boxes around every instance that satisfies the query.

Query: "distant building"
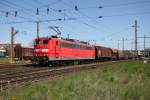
[0,49,6,57]
[0,43,21,57]
[0,44,7,57]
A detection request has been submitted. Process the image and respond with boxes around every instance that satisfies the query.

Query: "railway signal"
[118,40,120,50]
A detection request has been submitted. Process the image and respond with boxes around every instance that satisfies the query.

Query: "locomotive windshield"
[43,39,49,44]
[35,39,40,44]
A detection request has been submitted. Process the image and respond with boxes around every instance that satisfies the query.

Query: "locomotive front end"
[34,37,50,64]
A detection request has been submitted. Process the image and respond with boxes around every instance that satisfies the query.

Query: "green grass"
[0,57,9,63]
[0,60,150,100]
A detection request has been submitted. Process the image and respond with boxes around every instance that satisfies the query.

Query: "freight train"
[33,36,133,65]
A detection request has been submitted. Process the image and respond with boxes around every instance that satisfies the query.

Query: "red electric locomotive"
[34,36,95,65]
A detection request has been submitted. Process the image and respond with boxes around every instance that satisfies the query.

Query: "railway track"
[0,63,33,69]
[0,67,49,79]
[0,64,48,76]
[0,60,127,89]
[0,63,14,68]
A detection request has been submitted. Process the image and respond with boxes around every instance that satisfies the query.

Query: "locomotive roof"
[59,38,92,47]
[35,36,92,46]
[95,45,111,49]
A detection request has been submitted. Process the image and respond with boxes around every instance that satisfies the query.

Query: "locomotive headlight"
[41,49,49,52]
[34,49,49,52]
[34,49,40,52]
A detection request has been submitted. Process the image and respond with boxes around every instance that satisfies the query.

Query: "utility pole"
[132,20,138,58]
[67,34,70,39]
[131,41,133,51]
[144,35,146,51]
[36,21,40,38]
[10,27,14,63]
[135,20,137,57]
[63,9,66,20]
[117,40,120,50]
[10,27,18,63]
[144,35,146,57]
[135,20,138,57]
[122,38,124,51]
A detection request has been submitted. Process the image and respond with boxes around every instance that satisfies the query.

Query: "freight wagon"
[111,49,118,60]
[14,45,34,60]
[118,50,125,59]
[95,46,112,61]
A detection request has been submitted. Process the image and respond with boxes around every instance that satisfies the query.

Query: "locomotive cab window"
[43,39,49,44]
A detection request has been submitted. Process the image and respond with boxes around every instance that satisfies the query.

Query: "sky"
[0,0,150,50]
